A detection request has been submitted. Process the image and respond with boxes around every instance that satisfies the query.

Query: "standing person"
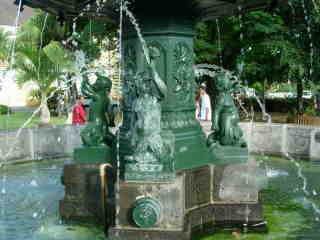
[72,96,86,125]
[199,85,212,121]
[195,88,201,119]
[315,88,320,117]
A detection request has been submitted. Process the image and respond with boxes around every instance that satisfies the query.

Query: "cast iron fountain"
[18,0,284,239]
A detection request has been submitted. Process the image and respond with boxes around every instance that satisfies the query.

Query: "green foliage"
[71,19,117,62]
[0,105,11,115]
[194,22,220,63]
[14,10,73,95]
[243,97,314,114]
[305,105,317,116]
[0,29,10,61]
[194,2,320,114]
[269,82,296,92]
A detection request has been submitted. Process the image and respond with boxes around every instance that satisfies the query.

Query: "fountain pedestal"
[109,164,264,240]
[119,15,219,179]
[60,10,264,240]
[74,146,112,164]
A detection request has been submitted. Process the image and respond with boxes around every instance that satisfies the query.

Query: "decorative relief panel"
[185,167,211,209]
[162,111,199,130]
[188,206,215,229]
[172,42,194,104]
[287,127,312,155]
[251,125,273,152]
[123,44,137,109]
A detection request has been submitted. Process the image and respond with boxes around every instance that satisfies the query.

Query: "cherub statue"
[207,72,246,148]
[80,74,115,147]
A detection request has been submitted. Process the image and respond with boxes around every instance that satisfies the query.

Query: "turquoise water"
[0,160,105,240]
[0,156,320,240]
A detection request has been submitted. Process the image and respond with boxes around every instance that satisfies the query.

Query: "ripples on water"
[0,159,104,240]
[1,157,320,240]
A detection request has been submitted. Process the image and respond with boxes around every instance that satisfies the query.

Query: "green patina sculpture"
[132,197,162,228]
[80,74,115,147]
[124,47,175,181]
[207,72,246,149]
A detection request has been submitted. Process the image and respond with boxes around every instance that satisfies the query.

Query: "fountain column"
[120,14,212,174]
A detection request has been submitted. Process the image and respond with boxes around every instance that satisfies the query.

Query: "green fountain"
[21,0,283,239]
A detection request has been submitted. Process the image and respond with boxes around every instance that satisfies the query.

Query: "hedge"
[0,105,12,115]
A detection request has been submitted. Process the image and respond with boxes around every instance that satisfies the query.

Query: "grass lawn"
[0,112,67,130]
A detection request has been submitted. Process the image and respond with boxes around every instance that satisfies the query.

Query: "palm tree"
[14,11,74,124]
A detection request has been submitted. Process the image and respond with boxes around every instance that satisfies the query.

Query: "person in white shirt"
[199,86,212,121]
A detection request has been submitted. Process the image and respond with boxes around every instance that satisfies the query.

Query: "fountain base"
[211,146,248,165]
[109,227,189,240]
[74,146,112,164]
[61,161,265,239]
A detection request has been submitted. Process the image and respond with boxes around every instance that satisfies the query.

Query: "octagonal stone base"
[60,161,266,239]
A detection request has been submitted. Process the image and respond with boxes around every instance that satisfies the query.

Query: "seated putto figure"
[80,74,115,147]
[207,72,246,149]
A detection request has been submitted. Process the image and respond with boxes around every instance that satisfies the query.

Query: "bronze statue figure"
[124,46,175,180]
[207,72,246,148]
[80,74,115,147]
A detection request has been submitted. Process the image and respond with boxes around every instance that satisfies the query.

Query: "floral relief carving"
[172,42,194,103]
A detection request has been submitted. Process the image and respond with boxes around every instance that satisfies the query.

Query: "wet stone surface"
[0,159,105,240]
[315,132,320,143]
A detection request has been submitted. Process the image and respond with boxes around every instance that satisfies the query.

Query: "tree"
[194,6,319,115]
[14,11,74,124]
[278,0,319,114]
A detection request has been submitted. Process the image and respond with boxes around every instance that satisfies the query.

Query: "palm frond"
[43,41,75,72]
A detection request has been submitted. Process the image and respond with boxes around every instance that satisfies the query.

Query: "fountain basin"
[9,0,307,238]
[1,156,320,239]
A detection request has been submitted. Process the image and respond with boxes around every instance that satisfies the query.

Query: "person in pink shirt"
[72,96,86,125]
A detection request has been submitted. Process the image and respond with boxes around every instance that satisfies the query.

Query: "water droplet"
[30,180,38,187]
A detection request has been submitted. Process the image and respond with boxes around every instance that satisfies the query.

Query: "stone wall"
[0,125,83,164]
[240,122,320,161]
[1,123,319,164]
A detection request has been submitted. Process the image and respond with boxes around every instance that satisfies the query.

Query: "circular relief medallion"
[132,197,161,228]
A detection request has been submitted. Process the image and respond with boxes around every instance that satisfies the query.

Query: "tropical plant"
[14,11,74,124]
